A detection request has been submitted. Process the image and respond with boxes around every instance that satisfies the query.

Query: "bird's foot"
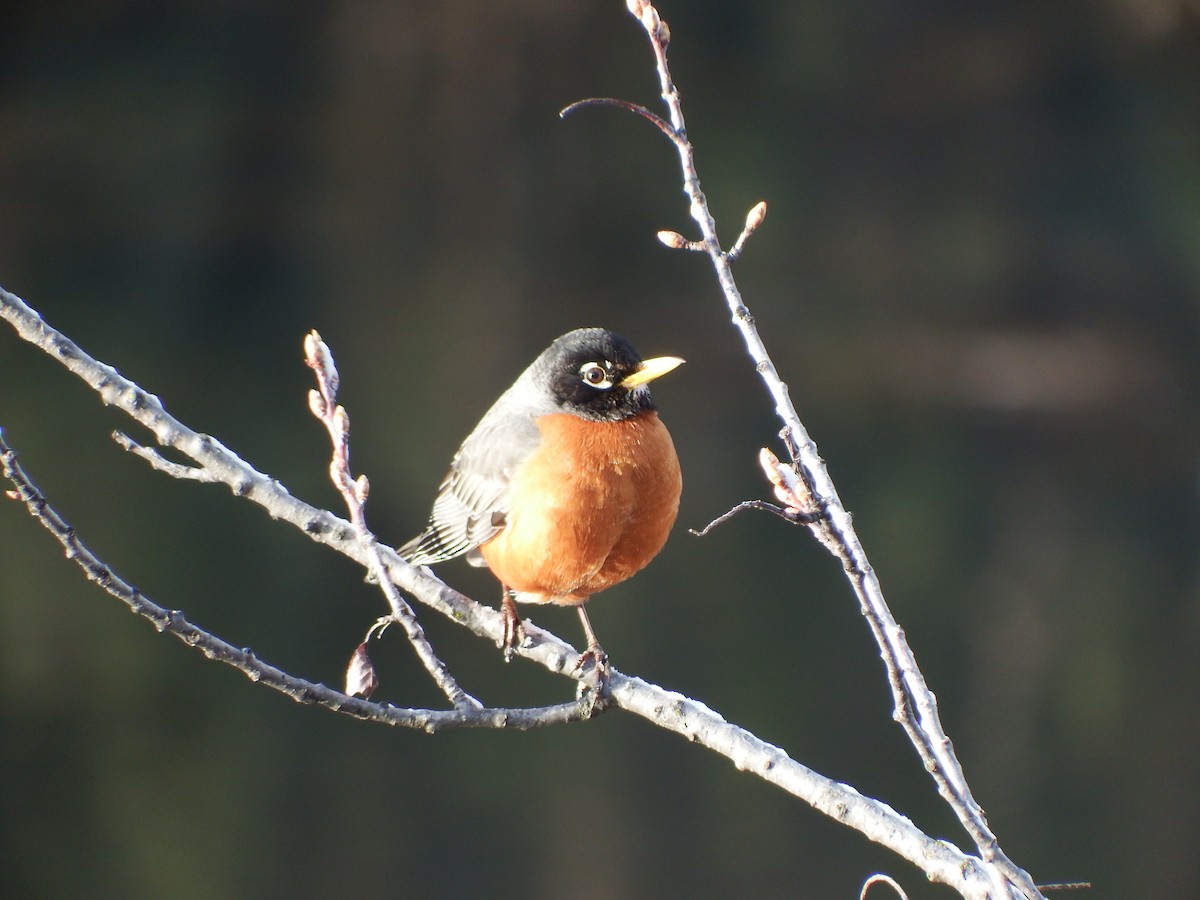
[573,643,609,675]
[572,643,612,712]
[500,592,524,662]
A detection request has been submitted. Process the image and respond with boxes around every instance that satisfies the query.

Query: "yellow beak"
[621,355,685,388]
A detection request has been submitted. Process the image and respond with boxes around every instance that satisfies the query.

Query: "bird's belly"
[479,412,681,605]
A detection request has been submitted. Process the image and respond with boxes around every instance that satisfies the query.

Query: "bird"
[401,327,683,670]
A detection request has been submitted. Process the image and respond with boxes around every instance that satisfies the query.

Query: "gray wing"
[400,398,543,566]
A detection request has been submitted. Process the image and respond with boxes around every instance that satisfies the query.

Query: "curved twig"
[559,96,677,140]
[688,499,817,537]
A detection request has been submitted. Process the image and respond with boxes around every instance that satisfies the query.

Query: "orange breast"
[479,410,681,606]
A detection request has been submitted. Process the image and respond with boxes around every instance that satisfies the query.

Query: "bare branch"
[569,3,1044,897]
[303,328,482,711]
[0,430,590,731]
[610,672,997,898]
[2,282,995,897]
[0,6,1050,892]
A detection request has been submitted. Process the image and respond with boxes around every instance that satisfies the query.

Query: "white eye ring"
[579,361,613,390]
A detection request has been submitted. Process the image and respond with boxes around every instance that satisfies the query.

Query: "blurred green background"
[3,1,1199,897]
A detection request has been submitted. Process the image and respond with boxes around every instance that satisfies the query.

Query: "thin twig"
[598,3,1042,898]
[112,431,219,481]
[559,97,676,139]
[688,500,816,537]
[303,329,482,711]
[1036,884,1092,893]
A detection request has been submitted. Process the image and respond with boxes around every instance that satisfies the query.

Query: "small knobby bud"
[304,329,339,396]
[657,229,689,249]
[307,388,326,419]
[345,641,379,699]
[657,18,671,49]
[641,4,660,37]
[333,404,350,440]
[745,201,767,232]
[303,329,322,366]
[728,200,769,262]
[5,489,20,501]
[759,447,805,512]
[625,0,647,18]
[355,474,370,503]
[759,447,822,521]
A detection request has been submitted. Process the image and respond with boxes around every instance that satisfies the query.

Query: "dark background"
[3,2,1199,898]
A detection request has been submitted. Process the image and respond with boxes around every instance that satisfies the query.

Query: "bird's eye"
[579,361,613,389]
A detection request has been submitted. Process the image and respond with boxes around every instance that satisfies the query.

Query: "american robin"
[401,327,683,667]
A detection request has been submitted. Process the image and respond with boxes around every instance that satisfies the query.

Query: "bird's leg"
[500,586,524,662]
[572,604,610,685]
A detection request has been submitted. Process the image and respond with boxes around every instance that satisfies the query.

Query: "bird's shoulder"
[400,383,550,565]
